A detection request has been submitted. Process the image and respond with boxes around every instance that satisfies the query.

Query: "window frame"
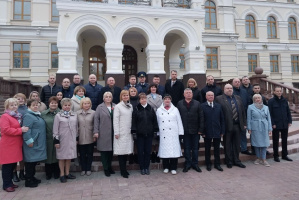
[267,16,277,39]
[245,15,256,38]
[205,0,217,29]
[51,43,59,69]
[13,42,30,69]
[291,55,299,73]
[51,0,59,22]
[13,0,31,20]
[248,54,258,72]
[288,17,297,40]
[206,47,218,70]
[270,55,279,73]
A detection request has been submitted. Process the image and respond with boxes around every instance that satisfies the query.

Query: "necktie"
[171,81,175,87]
[209,102,213,108]
[231,97,238,121]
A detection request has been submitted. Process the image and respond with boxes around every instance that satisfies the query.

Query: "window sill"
[10,68,31,77]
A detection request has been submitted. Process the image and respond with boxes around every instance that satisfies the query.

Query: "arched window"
[245,15,256,38]
[288,17,297,39]
[267,16,277,38]
[205,0,217,29]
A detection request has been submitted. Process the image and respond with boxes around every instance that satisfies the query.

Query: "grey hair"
[103,91,113,101]
[60,98,72,106]
[184,88,192,92]
[252,94,262,102]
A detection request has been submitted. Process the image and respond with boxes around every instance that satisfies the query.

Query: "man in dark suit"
[99,77,121,104]
[124,75,142,94]
[152,75,165,97]
[177,88,204,173]
[215,84,247,169]
[201,75,222,102]
[165,70,184,106]
[268,86,293,162]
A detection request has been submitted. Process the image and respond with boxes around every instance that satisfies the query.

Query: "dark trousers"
[204,138,221,166]
[2,163,17,189]
[136,135,153,170]
[45,163,60,177]
[273,128,289,158]
[184,134,200,168]
[101,151,113,171]
[162,158,178,170]
[118,155,128,172]
[224,124,241,165]
[25,162,37,180]
[78,143,94,171]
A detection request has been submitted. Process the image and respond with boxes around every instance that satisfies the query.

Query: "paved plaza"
[1,153,299,200]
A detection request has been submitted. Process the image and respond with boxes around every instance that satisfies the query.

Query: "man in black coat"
[177,88,204,173]
[240,76,253,96]
[124,75,142,94]
[201,91,225,171]
[84,74,103,110]
[215,84,247,169]
[61,78,72,98]
[70,74,82,94]
[137,71,149,93]
[232,78,251,155]
[201,75,222,102]
[165,70,184,106]
[131,93,159,175]
[268,86,293,162]
[99,77,121,104]
[153,75,165,97]
[250,84,267,105]
[40,75,62,107]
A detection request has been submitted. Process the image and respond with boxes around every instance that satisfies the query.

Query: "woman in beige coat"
[77,97,95,176]
[113,90,133,178]
[53,98,78,183]
[94,92,116,177]
[71,86,86,112]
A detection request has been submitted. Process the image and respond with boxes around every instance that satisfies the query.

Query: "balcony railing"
[162,0,190,9]
[118,0,151,6]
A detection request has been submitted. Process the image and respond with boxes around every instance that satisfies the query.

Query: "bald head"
[89,74,97,85]
[224,84,233,96]
[232,78,241,89]
[62,78,70,89]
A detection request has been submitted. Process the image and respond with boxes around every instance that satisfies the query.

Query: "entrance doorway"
[89,45,106,81]
[122,45,137,83]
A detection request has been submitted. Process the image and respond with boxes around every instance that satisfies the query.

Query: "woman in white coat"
[156,94,184,175]
[113,90,133,178]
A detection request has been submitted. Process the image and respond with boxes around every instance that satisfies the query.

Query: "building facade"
[0,0,299,87]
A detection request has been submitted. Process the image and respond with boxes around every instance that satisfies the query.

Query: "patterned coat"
[157,104,184,158]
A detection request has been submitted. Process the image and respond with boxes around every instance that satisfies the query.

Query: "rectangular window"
[248,54,257,72]
[13,43,30,68]
[51,43,58,68]
[270,55,279,72]
[14,0,31,20]
[206,47,218,69]
[291,55,299,72]
[51,0,59,22]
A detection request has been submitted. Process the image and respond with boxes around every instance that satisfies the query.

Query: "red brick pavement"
[1,153,299,200]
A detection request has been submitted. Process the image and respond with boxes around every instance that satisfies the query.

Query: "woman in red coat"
[0,98,28,192]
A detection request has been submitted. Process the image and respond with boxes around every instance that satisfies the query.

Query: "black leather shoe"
[12,172,20,183]
[104,170,111,177]
[32,177,41,184]
[25,179,38,187]
[109,168,115,174]
[192,165,202,173]
[274,157,280,162]
[234,163,246,168]
[282,156,293,161]
[182,166,190,173]
[206,165,211,171]
[156,154,160,163]
[227,164,232,168]
[60,176,67,183]
[145,169,150,175]
[141,169,145,175]
[65,174,76,179]
[241,150,252,155]
[121,171,128,178]
[266,151,271,155]
[46,175,52,180]
[214,165,223,171]
[125,170,130,176]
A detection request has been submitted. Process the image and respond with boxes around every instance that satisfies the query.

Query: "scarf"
[76,95,85,101]
[5,110,22,124]
[254,102,263,110]
[28,109,41,116]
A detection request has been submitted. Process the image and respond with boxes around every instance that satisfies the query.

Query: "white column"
[76,56,84,78]
[57,41,78,74]
[151,0,162,7]
[105,43,124,74]
[279,21,289,43]
[108,0,118,5]
[218,6,235,33]
[145,44,166,74]
[184,46,205,74]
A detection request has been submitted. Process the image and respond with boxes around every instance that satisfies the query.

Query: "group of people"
[0,71,293,192]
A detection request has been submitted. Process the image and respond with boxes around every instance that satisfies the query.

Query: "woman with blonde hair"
[53,98,78,183]
[29,91,47,112]
[77,97,95,176]
[94,92,116,177]
[187,78,202,103]
[113,90,133,178]
[0,98,28,192]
